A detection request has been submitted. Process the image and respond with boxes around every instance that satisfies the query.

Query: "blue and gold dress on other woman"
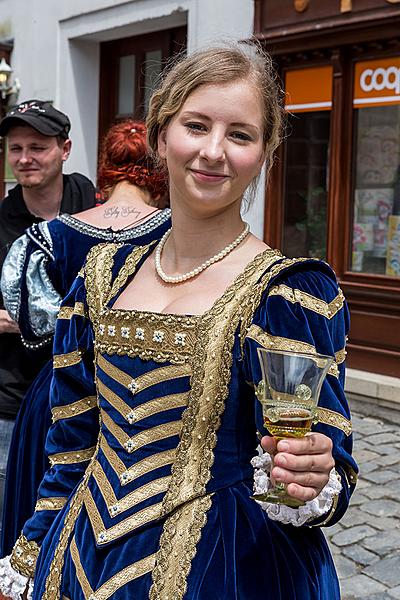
[0,210,171,557]
[11,242,357,599]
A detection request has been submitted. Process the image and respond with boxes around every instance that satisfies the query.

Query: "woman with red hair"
[0,120,170,563]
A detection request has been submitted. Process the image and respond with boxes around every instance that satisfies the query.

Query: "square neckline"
[106,245,281,321]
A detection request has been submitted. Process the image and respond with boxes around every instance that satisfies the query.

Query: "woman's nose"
[199,134,225,163]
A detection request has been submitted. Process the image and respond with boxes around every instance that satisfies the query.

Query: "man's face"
[7,125,71,190]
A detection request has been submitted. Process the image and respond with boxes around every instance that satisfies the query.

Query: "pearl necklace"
[154,223,250,284]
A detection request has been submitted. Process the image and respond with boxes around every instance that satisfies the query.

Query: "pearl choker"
[154,223,250,284]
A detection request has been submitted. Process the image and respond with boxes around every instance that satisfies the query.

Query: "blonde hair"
[146,41,284,180]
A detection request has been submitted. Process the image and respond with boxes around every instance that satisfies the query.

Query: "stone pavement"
[326,412,400,599]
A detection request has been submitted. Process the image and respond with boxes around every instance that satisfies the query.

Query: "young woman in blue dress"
[0,43,357,600]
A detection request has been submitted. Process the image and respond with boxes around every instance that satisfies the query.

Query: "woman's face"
[158,79,265,217]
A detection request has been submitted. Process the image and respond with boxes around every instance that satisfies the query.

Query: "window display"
[351,57,400,277]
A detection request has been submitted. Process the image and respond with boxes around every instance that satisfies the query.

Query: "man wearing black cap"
[0,100,98,525]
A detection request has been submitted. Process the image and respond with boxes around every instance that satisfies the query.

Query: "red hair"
[97,120,168,207]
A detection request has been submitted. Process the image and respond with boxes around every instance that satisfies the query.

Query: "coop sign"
[354,57,400,108]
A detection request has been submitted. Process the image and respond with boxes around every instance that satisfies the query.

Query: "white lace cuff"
[251,451,342,527]
[0,555,33,599]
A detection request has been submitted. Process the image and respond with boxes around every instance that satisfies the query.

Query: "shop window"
[351,57,400,277]
[283,66,332,260]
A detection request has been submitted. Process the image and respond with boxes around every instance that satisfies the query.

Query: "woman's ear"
[158,127,167,160]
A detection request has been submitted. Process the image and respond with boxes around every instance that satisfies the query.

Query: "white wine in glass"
[253,348,333,508]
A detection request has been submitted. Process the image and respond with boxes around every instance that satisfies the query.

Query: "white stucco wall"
[0,0,264,237]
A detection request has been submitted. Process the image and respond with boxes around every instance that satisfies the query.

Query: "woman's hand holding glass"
[261,432,335,504]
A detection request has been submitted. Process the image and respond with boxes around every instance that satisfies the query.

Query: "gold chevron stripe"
[70,535,93,597]
[97,354,191,393]
[35,497,67,512]
[58,302,86,320]
[101,410,182,453]
[51,396,97,423]
[268,284,345,319]
[246,324,339,379]
[99,436,176,486]
[49,446,96,467]
[98,378,188,424]
[93,461,170,517]
[99,436,126,477]
[317,407,352,436]
[84,487,163,545]
[53,349,83,369]
[94,553,157,600]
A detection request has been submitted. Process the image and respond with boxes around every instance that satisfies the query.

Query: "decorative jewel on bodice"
[126,410,137,424]
[174,332,187,346]
[125,439,136,452]
[107,325,116,337]
[135,327,145,340]
[153,330,165,343]
[121,326,130,338]
[128,379,139,394]
[97,531,108,543]
[109,503,120,516]
[98,324,105,335]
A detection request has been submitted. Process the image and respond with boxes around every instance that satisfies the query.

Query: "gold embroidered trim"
[84,487,163,545]
[107,243,154,305]
[343,463,358,486]
[149,250,281,597]
[58,302,86,320]
[10,533,40,578]
[101,410,182,453]
[335,347,347,364]
[100,436,176,486]
[99,435,126,476]
[51,396,97,423]
[149,495,213,599]
[35,496,67,512]
[97,354,191,394]
[93,461,170,517]
[53,349,83,369]
[70,535,93,597]
[317,407,352,436]
[98,378,188,424]
[84,244,122,326]
[246,324,340,379]
[49,446,96,466]
[94,554,156,600]
[94,310,197,365]
[43,458,97,599]
[268,284,345,319]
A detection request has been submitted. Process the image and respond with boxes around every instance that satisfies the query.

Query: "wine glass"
[253,348,333,508]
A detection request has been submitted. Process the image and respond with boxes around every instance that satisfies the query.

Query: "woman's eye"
[185,122,206,133]
[230,131,252,142]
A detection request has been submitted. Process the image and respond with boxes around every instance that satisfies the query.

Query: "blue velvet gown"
[0,211,171,557]
[12,243,358,599]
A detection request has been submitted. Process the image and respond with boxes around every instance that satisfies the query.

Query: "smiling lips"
[190,168,230,183]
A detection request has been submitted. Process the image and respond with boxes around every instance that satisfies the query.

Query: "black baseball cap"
[0,99,71,139]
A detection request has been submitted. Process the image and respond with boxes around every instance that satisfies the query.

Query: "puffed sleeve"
[0,222,61,348]
[8,270,99,580]
[243,260,358,527]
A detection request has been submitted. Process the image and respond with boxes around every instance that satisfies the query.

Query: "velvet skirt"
[0,360,53,557]
[32,482,340,599]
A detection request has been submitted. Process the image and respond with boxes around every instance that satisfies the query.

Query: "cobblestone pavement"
[326,412,400,599]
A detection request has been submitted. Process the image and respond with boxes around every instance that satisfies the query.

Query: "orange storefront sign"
[354,57,400,108]
[285,66,333,113]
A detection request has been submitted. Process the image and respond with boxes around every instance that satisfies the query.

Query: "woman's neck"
[163,201,246,274]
